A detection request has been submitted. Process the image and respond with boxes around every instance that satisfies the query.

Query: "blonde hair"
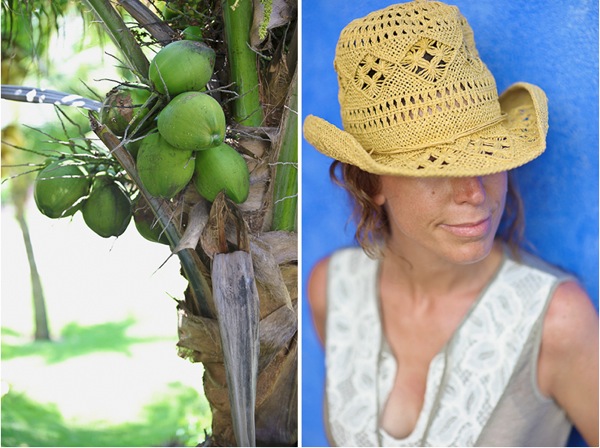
[330,161,525,258]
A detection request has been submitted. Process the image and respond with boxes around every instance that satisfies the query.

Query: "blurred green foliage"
[1,318,165,363]
[1,381,211,447]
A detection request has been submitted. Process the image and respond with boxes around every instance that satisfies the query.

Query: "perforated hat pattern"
[304,0,548,177]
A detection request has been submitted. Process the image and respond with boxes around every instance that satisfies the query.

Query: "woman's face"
[373,172,508,265]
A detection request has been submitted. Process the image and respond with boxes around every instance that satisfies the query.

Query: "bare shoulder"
[541,281,598,358]
[539,280,599,446]
[307,256,331,345]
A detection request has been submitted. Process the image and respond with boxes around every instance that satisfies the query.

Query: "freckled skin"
[373,173,507,265]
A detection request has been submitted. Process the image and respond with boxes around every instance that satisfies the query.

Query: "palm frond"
[1,85,102,111]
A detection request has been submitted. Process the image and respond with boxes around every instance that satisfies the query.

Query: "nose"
[451,176,486,205]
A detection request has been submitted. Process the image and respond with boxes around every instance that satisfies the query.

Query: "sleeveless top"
[324,246,573,447]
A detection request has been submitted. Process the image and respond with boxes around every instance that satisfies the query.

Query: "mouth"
[439,217,492,238]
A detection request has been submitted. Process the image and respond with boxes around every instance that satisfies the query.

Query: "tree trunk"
[13,194,51,341]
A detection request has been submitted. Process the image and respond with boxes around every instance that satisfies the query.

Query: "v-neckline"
[374,246,509,444]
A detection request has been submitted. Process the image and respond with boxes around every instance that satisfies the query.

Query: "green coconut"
[99,86,152,137]
[137,133,195,199]
[33,160,91,219]
[133,198,170,245]
[193,142,250,204]
[82,178,132,238]
[182,26,204,42]
[157,91,226,151]
[149,40,215,97]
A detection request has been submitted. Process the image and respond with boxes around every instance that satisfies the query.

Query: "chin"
[442,237,497,265]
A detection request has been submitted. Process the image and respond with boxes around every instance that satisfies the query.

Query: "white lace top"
[324,247,572,447]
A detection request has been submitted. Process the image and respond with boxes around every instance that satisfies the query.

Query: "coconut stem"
[221,0,264,126]
[82,0,150,81]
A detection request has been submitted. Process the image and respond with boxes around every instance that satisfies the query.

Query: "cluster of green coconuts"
[33,31,250,243]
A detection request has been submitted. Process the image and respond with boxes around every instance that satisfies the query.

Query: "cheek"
[379,178,443,221]
[489,174,508,210]
[484,174,508,235]
[383,189,441,235]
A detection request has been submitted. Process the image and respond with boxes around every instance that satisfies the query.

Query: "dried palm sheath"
[177,193,298,446]
[212,250,259,447]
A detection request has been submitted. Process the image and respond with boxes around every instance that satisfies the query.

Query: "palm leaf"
[1,85,102,111]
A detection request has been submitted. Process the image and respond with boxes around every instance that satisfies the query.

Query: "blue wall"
[301,1,599,446]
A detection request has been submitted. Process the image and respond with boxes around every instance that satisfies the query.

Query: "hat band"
[368,113,508,155]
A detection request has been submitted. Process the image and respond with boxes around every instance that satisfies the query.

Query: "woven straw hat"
[303,0,549,177]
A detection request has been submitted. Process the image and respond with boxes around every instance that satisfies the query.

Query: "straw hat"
[303,0,548,177]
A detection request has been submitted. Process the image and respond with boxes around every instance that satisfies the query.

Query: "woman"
[303,1,598,446]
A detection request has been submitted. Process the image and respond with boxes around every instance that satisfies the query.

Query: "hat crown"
[334,1,502,153]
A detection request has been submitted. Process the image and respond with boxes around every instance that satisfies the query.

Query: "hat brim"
[303,82,548,177]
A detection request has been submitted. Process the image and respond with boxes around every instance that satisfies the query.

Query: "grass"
[2,382,211,447]
[1,319,213,447]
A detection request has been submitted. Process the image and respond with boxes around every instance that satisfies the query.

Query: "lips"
[439,217,492,238]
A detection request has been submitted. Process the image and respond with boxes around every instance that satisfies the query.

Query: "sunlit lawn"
[1,199,212,447]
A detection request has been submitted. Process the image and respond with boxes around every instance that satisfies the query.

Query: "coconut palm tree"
[2,0,298,446]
